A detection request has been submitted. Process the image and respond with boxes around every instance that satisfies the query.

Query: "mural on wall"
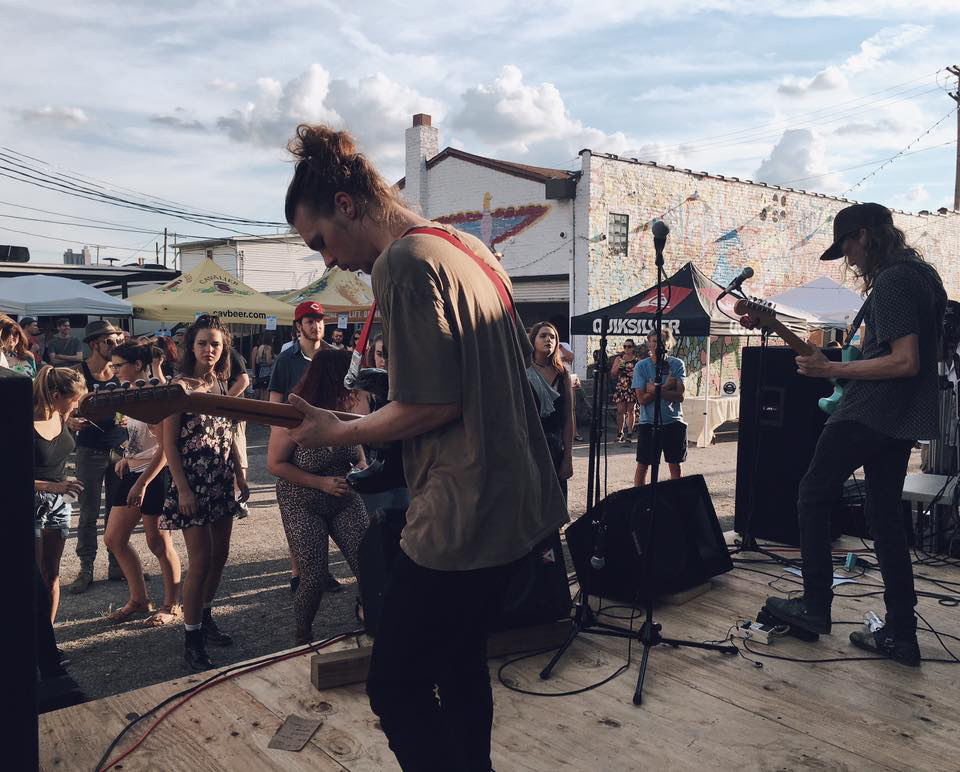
[436,193,549,252]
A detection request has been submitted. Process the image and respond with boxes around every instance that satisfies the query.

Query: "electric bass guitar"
[77,378,361,428]
[77,378,406,495]
[733,297,858,415]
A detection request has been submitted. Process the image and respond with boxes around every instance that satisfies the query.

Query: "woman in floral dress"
[161,315,249,671]
[609,339,639,444]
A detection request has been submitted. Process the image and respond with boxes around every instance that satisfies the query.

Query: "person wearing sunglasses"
[65,320,128,594]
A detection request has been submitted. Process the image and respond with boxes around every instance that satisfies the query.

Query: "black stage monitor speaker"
[358,509,572,637]
[566,474,733,605]
[734,346,842,545]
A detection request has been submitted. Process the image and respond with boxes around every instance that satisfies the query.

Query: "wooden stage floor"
[40,539,960,771]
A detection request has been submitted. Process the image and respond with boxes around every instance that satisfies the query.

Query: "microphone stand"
[540,226,736,704]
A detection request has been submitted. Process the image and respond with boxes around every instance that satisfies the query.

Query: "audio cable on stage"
[94,628,364,771]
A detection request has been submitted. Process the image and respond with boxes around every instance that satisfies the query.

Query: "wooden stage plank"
[39,539,960,771]
[40,675,348,771]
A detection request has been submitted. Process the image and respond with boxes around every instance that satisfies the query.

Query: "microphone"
[652,220,669,264]
[722,266,754,294]
[590,523,607,570]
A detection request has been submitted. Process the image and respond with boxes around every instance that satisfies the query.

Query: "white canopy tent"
[0,275,132,317]
[769,276,865,328]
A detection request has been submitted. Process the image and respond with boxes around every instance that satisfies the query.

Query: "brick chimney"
[404,113,438,215]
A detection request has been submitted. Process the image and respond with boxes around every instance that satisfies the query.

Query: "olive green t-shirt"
[372,225,569,571]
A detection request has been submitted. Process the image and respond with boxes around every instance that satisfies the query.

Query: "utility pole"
[163,227,168,268]
[948,65,960,212]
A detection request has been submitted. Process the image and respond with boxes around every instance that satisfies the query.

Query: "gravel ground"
[53,422,919,703]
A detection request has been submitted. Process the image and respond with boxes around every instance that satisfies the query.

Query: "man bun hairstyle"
[285,124,401,226]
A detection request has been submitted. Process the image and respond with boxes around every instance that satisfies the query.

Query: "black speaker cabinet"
[566,474,733,605]
[358,509,571,637]
[734,346,843,545]
[1,370,39,768]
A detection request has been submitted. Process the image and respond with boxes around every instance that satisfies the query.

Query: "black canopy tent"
[570,261,817,447]
[570,261,812,338]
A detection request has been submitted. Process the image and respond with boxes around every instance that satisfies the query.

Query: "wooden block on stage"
[660,581,712,605]
[310,620,573,691]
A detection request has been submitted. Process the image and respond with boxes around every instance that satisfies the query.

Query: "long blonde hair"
[33,365,86,417]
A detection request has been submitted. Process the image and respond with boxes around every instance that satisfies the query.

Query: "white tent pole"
[699,334,711,448]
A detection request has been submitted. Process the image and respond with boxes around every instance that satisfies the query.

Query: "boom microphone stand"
[540,223,736,704]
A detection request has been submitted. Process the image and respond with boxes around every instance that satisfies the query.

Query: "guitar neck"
[762,319,816,356]
[183,392,360,429]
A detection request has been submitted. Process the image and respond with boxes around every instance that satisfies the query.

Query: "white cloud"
[19,105,89,127]
[451,65,636,160]
[777,24,929,96]
[904,184,928,202]
[207,78,239,92]
[753,129,844,192]
[150,108,205,132]
[214,65,442,167]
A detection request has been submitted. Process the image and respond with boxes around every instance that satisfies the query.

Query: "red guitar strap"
[352,226,517,368]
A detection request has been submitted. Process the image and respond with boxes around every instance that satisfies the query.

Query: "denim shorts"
[34,491,73,537]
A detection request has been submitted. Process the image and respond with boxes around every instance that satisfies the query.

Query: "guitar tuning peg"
[149,377,160,387]
[105,382,118,392]
[93,383,101,392]
[135,379,146,388]
[120,381,131,389]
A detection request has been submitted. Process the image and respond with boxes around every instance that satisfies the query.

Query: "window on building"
[206,248,213,259]
[608,213,629,256]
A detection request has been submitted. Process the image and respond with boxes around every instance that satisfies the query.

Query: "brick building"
[400,114,960,394]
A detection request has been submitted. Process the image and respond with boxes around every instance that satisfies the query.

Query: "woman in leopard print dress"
[267,349,369,644]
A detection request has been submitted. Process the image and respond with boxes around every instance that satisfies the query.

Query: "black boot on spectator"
[764,596,831,635]
[202,607,233,647]
[184,628,212,671]
[323,573,344,593]
[850,626,921,666]
[289,574,300,594]
[66,566,93,594]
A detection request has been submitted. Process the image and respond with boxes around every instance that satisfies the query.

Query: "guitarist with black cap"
[744,202,947,666]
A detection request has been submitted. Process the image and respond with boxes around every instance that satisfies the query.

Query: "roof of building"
[397,147,576,189]
[579,150,959,218]
[0,261,179,296]
[174,231,304,251]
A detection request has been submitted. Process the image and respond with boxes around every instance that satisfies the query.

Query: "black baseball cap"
[820,202,893,261]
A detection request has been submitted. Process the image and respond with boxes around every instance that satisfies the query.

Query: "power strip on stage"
[734,619,786,645]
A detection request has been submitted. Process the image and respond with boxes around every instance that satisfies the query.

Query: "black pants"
[366,551,518,772]
[798,420,917,635]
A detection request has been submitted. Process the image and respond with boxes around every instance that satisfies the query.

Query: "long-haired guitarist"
[282,124,568,770]
[743,202,946,665]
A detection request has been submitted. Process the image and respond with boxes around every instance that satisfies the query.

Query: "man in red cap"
[745,202,947,666]
[267,301,343,593]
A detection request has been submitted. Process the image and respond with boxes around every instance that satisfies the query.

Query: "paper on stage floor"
[268,715,324,751]
[784,567,856,587]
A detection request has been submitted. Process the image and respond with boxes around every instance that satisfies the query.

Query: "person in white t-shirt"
[102,342,182,627]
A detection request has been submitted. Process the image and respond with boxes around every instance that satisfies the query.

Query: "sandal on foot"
[144,604,182,628]
[106,599,153,623]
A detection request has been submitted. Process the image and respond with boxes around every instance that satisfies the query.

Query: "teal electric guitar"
[817,345,863,415]
[734,297,864,416]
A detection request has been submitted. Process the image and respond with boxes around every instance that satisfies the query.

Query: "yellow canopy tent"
[281,266,376,324]
[132,258,295,325]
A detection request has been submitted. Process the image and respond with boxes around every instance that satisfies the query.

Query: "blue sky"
[0,0,957,265]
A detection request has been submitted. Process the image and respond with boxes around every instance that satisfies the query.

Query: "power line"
[0,145,264,222]
[842,105,959,196]
[644,73,947,156]
[778,139,954,186]
[0,149,285,231]
[0,223,163,255]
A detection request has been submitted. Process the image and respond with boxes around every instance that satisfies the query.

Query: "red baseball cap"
[294,301,325,322]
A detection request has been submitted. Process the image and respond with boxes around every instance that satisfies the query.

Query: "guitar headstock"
[78,381,190,425]
[734,296,777,324]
